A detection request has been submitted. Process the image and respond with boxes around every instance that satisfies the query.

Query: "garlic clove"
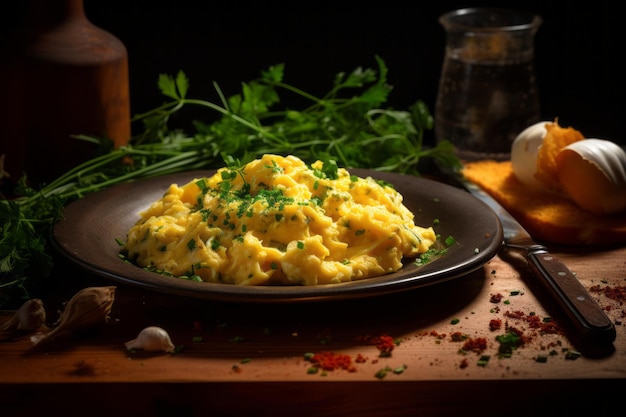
[52,286,117,331]
[0,298,47,340]
[30,286,116,348]
[511,121,549,190]
[15,298,46,331]
[125,326,176,353]
[556,139,626,215]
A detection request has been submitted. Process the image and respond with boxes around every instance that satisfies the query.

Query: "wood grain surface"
[1,245,625,416]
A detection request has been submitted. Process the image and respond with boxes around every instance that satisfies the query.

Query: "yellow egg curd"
[123,154,436,286]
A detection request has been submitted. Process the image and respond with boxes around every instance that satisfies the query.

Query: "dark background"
[2,0,623,145]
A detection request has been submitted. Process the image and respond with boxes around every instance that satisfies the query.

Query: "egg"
[510,121,549,190]
[555,139,626,215]
[124,154,437,286]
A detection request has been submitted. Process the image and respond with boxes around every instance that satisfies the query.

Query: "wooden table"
[1,241,625,416]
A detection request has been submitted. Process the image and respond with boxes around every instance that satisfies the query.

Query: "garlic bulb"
[0,298,46,340]
[511,121,549,190]
[556,139,626,214]
[31,286,116,348]
[125,326,176,353]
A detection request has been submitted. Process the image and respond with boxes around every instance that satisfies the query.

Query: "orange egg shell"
[534,121,584,191]
[556,148,626,215]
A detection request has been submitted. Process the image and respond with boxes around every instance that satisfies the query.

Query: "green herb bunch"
[0,56,459,307]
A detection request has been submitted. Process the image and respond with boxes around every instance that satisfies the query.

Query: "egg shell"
[556,139,626,215]
[510,121,550,190]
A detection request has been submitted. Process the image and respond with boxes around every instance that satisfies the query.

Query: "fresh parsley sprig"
[0,56,460,307]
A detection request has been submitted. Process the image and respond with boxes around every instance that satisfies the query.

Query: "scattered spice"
[374,335,396,356]
[450,332,467,342]
[477,355,490,366]
[355,353,368,363]
[393,365,408,374]
[373,365,407,379]
[461,337,488,354]
[306,351,357,372]
[505,310,525,319]
[490,293,503,303]
[589,285,626,301]
[564,350,582,360]
[489,319,502,331]
[495,331,523,357]
[504,310,563,335]
[359,334,396,356]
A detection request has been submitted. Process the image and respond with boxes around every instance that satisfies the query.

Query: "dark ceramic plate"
[51,169,503,303]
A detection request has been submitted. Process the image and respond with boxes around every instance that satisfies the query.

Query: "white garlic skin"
[13,298,46,331]
[511,121,549,190]
[0,299,47,340]
[125,326,176,353]
[556,138,626,214]
[30,286,116,348]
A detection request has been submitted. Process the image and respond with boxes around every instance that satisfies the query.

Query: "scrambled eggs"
[123,154,436,285]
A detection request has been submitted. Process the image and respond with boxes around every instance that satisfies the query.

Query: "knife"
[450,171,616,346]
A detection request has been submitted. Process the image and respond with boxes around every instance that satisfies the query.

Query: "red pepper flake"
[450,332,467,342]
[490,293,503,303]
[355,353,368,363]
[375,335,396,356]
[589,285,626,301]
[504,310,564,335]
[537,320,562,335]
[360,334,396,356]
[459,358,469,369]
[461,337,488,353]
[308,351,357,372]
[525,314,542,328]
[489,319,502,331]
[504,310,525,319]
[426,330,446,339]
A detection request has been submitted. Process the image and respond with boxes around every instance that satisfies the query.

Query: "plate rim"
[51,169,503,303]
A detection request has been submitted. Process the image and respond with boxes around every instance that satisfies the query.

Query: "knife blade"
[454,174,616,345]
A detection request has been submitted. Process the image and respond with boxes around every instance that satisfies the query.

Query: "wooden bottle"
[0,0,131,188]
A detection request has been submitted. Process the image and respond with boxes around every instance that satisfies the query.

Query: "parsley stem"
[0,58,460,308]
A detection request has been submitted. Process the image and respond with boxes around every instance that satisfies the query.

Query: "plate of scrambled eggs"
[52,154,503,303]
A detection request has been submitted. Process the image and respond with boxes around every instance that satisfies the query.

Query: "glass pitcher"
[434,8,542,161]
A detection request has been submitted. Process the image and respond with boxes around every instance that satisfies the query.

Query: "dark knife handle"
[526,249,616,344]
